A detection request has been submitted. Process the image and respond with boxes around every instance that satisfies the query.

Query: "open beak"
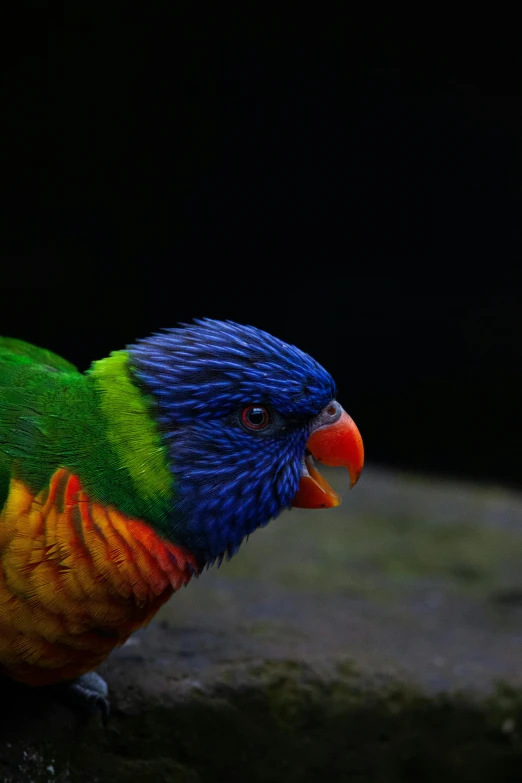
[292,402,364,509]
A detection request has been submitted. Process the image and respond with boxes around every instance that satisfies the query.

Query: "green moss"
[4,662,522,782]
[33,664,522,782]
[222,506,522,603]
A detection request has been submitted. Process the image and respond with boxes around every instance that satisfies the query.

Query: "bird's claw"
[56,671,110,724]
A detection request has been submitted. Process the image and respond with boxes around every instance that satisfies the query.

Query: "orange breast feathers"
[0,469,197,686]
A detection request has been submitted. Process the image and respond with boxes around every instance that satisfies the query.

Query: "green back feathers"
[0,337,78,373]
[0,338,81,508]
[0,340,173,533]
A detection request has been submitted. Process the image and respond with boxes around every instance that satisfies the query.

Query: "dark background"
[0,13,520,488]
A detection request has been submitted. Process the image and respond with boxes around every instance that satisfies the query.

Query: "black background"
[0,13,520,487]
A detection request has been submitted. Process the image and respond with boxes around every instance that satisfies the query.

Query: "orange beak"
[292,404,364,509]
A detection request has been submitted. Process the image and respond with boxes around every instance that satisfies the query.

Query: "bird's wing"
[0,337,78,373]
[0,338,81,510]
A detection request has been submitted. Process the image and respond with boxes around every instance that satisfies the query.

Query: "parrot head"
[128,319,364,566]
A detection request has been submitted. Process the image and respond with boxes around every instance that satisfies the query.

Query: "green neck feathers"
[84,351,173,531]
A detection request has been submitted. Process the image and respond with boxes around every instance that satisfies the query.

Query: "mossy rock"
[3,662,522,782]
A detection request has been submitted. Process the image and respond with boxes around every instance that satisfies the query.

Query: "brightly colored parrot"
[0,319,363,713]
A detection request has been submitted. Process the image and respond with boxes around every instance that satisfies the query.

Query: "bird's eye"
[241,405,270,431]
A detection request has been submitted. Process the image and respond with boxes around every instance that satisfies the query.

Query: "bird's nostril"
[326,404,337,417]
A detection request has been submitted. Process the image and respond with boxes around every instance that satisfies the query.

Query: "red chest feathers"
[0,469,197,685]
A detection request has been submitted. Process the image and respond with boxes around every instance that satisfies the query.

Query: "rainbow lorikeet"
[0,319,363,712]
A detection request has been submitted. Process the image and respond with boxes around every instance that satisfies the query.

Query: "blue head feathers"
[128,319,336,564]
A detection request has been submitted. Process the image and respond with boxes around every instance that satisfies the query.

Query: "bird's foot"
[55,671,110,724]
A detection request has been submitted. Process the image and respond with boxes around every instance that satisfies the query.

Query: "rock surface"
[2,467,522,781]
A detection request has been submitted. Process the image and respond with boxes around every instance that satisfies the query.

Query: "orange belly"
[0,469,197,686]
